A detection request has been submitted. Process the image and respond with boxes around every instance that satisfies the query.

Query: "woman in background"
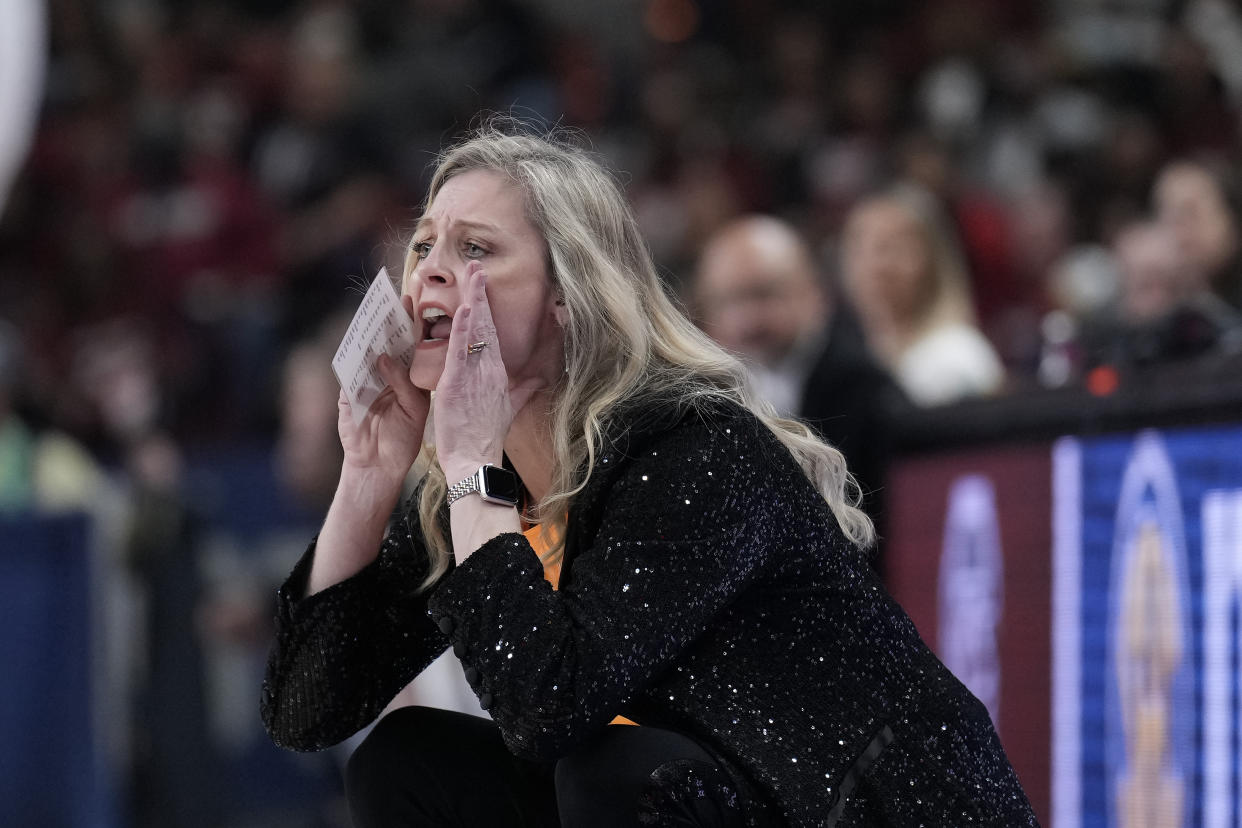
[840,186,1005,406]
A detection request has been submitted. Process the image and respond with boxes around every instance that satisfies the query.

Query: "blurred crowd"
[5,0,1242,825]
[3,0,1241,457]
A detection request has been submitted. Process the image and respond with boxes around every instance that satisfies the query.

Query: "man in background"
[692,215,905,529]
[1079,220,1242,372]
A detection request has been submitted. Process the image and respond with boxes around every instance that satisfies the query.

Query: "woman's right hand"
[337,354,430,488]
[337,294,431,491]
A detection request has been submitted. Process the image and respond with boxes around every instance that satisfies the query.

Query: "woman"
[1153,157,1242,312]
[261,124,1038,827]
[839,186,1005,407]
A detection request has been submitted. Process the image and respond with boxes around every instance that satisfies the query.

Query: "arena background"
[4,1,1242,826]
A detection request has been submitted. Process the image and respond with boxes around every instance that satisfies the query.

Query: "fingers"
[376,353,426,414]
[446,262,499,365]
[465,262,497,346]
[445,303,473,366]
[337,389,355,426]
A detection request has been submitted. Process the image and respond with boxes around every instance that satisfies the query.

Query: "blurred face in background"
[839,197,934,330]
[1114,222,1183,323]
[1154,163,1238,289]
[694,217,827,367]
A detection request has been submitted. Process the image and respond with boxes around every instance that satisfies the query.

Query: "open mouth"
[421,307,453,342]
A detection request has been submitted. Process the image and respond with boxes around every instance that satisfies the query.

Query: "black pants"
[345,706,746,827]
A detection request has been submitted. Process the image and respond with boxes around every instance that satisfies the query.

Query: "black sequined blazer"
[261,399,1039,827]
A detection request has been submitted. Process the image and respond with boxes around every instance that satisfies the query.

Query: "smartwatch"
[447,463,520,507]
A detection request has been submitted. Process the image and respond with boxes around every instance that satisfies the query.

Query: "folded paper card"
[331,268,418,425]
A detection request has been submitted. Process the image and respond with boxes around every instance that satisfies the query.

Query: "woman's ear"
[553,295,568,327]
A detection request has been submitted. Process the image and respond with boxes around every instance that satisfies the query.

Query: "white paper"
[331,267,418,424]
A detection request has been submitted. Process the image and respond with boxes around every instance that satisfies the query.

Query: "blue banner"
[1054,425,1242,828]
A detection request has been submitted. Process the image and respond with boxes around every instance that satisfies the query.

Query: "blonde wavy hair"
[410,123,874,588]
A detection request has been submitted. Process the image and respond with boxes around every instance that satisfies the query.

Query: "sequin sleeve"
[426,409,789,761]
[260,502,450,752]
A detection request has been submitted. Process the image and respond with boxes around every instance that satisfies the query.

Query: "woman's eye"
[464,242,487,258]
[412,241,432,259]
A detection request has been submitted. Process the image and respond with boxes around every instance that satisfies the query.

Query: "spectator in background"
[1115,222,1186,325]
[250,4,401,346]
[1153,157,1242,312]
[692,215,904,522]
[107,94,283,437]
[0,319,101,512]
[839,186,1005,407]
[1078,219,1242,372]
[67,318,224,828]
[276,324,348,513]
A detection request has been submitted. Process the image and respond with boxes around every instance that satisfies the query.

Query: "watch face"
[480,465,520,504]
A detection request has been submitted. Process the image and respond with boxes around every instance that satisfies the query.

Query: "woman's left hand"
[434,262,545,484]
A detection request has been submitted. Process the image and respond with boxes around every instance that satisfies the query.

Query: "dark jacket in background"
[797,311,908,534]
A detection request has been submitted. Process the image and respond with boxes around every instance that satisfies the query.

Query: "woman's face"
[405,169,564,393]
[1155,165,1239,285]
[840,199,932,326]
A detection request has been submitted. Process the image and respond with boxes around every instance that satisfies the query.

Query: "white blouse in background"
[897,323,1005,407]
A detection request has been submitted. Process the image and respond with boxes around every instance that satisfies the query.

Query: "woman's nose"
[416,243,456,286]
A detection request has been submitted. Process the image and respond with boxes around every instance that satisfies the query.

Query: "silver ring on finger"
[466,341,489,355]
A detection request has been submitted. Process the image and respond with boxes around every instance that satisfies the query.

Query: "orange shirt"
[523,522,638,727]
